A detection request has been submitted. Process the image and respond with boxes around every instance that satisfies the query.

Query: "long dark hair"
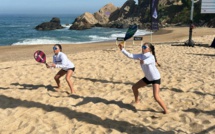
[55,44,62,52]
[144,42,161,66]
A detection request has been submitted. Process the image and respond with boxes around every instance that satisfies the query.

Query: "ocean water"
[0,14,151,46]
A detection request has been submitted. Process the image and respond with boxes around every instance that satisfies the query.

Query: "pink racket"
[34,50,48,66]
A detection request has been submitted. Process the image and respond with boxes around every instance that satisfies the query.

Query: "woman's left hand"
[46,63,50,68]
[138,58,143,65]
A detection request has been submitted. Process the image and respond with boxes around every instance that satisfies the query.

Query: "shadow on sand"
[70,94,137,112]
[183,108,215,134]
[0,94,175,134]
[11,82,56,92]
[73,76,134,85]
[186,53,215,57]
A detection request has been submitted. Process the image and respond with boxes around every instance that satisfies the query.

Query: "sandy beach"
[0,27,215,134]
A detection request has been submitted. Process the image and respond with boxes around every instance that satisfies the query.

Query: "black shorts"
[142,77,161,85]
[63,67,75,72]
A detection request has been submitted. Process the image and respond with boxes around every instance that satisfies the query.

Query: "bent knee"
[65,77,71,81]
[54,75,60,80]
[132,85,138,90]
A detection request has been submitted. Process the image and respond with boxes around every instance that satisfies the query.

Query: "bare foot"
[53,85,60,89]
[65,91,70,95]
[70,89,75,94]
[163,110,168,114]
[131,99,140,105]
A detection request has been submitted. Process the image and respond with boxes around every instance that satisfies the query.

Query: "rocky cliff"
[70,0,215,30]
[69,1,143,30]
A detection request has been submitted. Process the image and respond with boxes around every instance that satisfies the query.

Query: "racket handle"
[120,41,124,44]
[120,41,125,47]
[45,63,49,68]
[121,41,126,48]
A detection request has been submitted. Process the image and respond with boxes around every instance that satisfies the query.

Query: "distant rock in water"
[35,17,64,30]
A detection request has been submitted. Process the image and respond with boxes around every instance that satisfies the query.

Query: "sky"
[0,0,138,15]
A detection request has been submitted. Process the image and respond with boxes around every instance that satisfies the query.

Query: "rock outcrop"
[69,12,98,30]
[108,0,143,29]
[70,0,149,30]
[70,0,215,30]
[35,17,64,31]
[94,3,118,25]
[35,0,215,31]
[70,3,118,30]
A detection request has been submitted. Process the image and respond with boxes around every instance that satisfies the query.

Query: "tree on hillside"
[181,0,192,7]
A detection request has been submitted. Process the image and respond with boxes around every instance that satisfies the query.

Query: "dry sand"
[0,27,214,134]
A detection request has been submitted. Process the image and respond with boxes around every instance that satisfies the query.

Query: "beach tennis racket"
[116,24,138,47]
[34,50,48,66]
[124,24,138,41]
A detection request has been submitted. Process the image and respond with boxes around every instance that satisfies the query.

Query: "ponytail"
[145,42,161,67]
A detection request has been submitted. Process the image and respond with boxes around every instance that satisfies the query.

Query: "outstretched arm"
[118,44,142,59]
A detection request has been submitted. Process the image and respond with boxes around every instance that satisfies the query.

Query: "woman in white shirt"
[47,44,75,94]
[118,42,168,114]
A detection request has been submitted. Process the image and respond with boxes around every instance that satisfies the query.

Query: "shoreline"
[0,27,214,62]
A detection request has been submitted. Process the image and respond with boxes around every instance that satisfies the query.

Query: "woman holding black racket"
[47,44,75,94]
[118,42,168,114]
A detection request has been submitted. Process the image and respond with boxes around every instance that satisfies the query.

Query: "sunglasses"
[142,45,148,49]
[53,47,58,50]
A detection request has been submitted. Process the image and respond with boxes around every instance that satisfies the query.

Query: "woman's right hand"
[118,43,123,50]
[46,63,50,68]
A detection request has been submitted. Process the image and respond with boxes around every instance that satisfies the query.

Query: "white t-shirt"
[53,52,75,71]
[121,48,160,81]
